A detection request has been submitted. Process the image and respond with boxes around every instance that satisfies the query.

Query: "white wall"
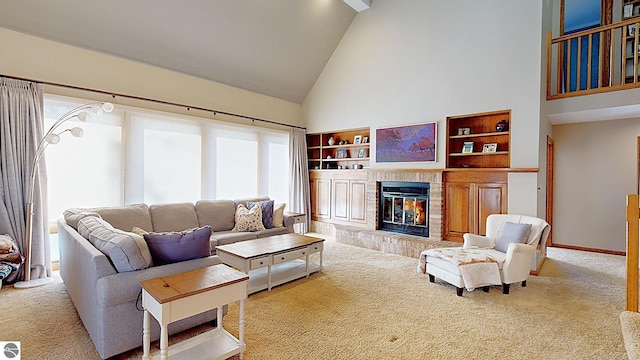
[0,27,302,127]
[553,118,639,252]
[303,0,544,217]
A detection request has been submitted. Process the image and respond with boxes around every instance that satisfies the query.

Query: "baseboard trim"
[550,243,626,256]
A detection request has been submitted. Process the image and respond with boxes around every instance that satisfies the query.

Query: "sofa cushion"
[232,204,265,232]
[89,227,153,272]
[211,231,259,247]
[143,226,212,265]
[63,208,102,229]
[247,200,275,228]
[495,222,532,253]
[77,216,114,239]
[93,204,153,233]
[234,196,270,209]
[195,200,236,231]
[273,203,286,228]
[149,202,199,233]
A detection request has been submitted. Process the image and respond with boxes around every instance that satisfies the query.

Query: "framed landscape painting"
[376,122,437,163]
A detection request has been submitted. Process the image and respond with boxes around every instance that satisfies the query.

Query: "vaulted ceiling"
[0,0,357,103]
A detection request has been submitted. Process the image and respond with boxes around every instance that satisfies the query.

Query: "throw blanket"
[418,248,502,291]
[0,236,23,282]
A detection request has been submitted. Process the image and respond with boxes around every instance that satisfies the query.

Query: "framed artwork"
[375,122,437,163]
[482,143,497,153]
[462,142,474,153]
[357,148,367,158]
[457,127,471,136]
[354,135,362,144]
[336,149,347,159]
[362,136,369,144]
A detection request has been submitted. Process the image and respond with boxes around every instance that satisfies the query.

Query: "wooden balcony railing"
[548,18,640,99]
[626,194,639,312]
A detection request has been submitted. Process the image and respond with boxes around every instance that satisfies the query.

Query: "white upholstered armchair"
[422,214,551,296]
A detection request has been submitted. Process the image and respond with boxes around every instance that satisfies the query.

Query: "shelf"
[324,157,369,162]
[449,131,509,139]
[323,143,369,149]
[450,151,509,157]
[307,127,370,171]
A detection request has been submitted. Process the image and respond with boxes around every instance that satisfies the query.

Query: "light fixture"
[14,101,114,289]
[343,0,370,12]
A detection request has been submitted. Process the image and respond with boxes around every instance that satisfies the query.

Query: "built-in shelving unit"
[624,0,640,83]
[306,127,370,170]
[446,109,511,169]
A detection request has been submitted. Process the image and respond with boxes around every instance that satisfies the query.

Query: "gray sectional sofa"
[57,197,294,359]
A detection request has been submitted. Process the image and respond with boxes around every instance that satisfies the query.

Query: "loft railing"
[626,194,639,312]
[547,17,640,99]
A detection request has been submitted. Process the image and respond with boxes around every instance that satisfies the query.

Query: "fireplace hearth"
[378,181,429,237]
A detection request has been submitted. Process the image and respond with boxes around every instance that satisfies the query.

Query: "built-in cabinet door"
[476,183,507,236]
[315,179,332,220]
[444,182,474,242]
[349,180,367,223]
[332,180,350,221]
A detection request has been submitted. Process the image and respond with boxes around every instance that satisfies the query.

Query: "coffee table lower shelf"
[247,259,321,294]
[147,328,244,360]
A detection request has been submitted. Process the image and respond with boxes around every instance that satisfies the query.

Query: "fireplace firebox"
[378,181,429,237]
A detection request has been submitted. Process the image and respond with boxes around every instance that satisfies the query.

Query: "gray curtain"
[288,128,311,233]
[0,78,51,281]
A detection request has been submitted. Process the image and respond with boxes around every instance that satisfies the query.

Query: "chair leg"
[456,287,463,297]
[503,283,510,295]
[428,274,435,283]
[522,280,527,287]
[482,286,490,292]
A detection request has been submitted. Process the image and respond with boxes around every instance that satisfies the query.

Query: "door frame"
[546,136,554,246]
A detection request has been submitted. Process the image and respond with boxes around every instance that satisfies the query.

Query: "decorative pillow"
[132,226,149,236]
[77,216,113,239]
[0,235,14,254]
[247,200,275,228]
[495,222,532,253]
[273,203,286,228]
[143,226,212,266]
[232,204,266,232]
[63,208,102,230]
[89,227,153,272]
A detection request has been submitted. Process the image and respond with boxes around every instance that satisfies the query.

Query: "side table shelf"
[141,264,249,360]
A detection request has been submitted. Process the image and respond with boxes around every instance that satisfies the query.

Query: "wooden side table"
[141,264,249,360]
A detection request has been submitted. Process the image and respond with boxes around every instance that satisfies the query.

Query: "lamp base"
[13,277,53,289]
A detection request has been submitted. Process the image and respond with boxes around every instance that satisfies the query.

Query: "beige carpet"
[0,236,629,359]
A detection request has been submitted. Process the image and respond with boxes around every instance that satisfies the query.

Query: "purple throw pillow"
[247,200,274,229]
[143,226,211,265]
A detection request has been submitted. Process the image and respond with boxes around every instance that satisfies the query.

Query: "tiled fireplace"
[323,169,459,258]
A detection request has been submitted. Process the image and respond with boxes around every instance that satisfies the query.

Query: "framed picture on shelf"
[625,4,633,18]
[362,136,369,144]
[336,149,347,159]
[462,142,474,154]
[457,127,471,136]
[354,135,362,144]
[482,143,498,153]
[357,148,367,158]
[630,24,636,37]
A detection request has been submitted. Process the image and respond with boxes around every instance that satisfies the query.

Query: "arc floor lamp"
[14,101,114,289]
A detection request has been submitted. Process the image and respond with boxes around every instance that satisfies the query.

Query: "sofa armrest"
[282,213,296,232]
[463,233,494,249]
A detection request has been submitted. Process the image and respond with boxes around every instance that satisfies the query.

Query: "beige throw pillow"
[232,204,265,232]
[273,203,286,228]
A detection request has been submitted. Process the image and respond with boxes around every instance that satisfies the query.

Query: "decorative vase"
[496,120,508,132]
[328,136,335,146]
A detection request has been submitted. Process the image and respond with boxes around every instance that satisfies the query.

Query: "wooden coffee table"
[215,233,324,294]
[140,264,249,360]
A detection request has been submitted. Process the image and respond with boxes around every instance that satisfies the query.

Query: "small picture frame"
[630,24,636,37]
[482,143,498,153]
[357,148,367,158]
[336,149,347,159]
[457,127,471,136]
[462,142,474,154]
[362,136,369,144]
[353,135,362,144]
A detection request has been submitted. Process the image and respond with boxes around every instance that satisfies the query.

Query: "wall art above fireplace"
[375,122,437,163]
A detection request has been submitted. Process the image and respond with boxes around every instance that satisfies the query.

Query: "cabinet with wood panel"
[444,171,507,242]
[309,170,367,226]
[306,127,370,170]
[623,0,640,83]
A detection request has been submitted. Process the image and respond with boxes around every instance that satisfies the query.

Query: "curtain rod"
[1,74,306,130]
